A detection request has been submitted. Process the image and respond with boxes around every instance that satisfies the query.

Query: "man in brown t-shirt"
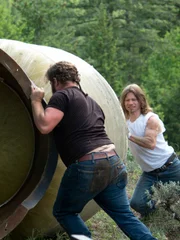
[30,61,157,240]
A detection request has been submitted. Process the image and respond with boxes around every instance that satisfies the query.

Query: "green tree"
[60,0,180,93]
[77,3,120,91]
[13,0,76,51]
[142,28,180,151]
[114,0,180,86]
[47,0,121,92]
[0,0,33,41]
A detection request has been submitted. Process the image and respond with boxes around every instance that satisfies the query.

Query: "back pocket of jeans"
[116,165,128,189]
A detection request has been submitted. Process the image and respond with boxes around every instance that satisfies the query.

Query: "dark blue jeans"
[53,154,157,240]
[130,157,180,216]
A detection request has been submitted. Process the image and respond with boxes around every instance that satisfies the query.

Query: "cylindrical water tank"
[0,39,127,239]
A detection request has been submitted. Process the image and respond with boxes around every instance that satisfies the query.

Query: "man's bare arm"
[30,86,64,134]
[129,116,161,149]
[31,101,64,134]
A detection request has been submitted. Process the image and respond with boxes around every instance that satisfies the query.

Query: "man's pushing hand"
[30,85,44,102]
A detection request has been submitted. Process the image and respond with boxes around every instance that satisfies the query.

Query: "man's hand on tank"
[30,85,44,102]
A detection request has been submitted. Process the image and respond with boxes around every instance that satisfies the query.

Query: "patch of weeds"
[86,210,128,240]
[55,232,69,240]
[24,231,69,240]
[126,150,141,196]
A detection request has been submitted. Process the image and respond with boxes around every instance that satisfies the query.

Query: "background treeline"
[1,0,180,151]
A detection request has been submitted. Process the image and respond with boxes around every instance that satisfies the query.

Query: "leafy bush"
[144,181,180,240]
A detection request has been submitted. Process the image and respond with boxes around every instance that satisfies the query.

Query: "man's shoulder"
[144,111,158,120]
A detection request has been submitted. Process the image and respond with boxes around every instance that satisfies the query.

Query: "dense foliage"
[0,0,179,151]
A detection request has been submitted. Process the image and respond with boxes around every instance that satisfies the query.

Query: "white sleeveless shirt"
[127,112,174,172]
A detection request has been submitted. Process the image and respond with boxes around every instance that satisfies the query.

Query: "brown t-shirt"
[47,86,112,167]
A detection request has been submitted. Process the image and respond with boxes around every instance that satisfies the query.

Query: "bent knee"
[130,198,143,213]
[130,198,153,216]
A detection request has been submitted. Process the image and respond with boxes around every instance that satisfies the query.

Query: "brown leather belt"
[78,150,116,162]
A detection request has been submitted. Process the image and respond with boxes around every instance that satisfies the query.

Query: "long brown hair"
[120,84,152,119]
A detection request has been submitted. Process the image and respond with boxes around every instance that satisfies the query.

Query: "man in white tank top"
[120,84,180,217]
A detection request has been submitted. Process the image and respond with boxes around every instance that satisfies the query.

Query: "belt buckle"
[154,164,166,173]
[160,165,167,171]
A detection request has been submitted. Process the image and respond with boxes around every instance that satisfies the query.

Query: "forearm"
[31,100,46,132]
[129,134,155,149]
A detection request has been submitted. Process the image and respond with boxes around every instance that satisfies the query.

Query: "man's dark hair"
[46,61,80,85]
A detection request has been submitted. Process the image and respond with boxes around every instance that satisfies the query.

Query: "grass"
[86,210,129,240]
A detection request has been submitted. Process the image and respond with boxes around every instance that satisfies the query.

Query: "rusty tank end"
[0,49,58,239]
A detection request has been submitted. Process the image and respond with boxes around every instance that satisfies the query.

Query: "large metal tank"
[0,39,127,239]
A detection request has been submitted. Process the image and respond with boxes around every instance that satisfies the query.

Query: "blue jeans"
[130,157,180,216]
[53,154,156,240]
